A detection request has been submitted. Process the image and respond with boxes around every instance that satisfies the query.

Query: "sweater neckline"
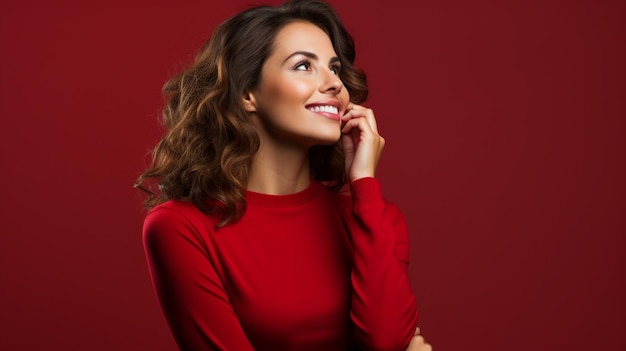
[245,179,324,208]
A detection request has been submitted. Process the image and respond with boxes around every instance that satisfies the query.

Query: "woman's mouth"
[306,104,340,121]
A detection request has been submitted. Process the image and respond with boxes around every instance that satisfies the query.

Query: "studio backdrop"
[0,0,624,350]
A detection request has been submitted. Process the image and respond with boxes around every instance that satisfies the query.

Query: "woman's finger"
[340,117,384,152]
[343,103,379,134]
[340,112,378,142]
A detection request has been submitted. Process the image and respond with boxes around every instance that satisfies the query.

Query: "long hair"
[135,0,368,226]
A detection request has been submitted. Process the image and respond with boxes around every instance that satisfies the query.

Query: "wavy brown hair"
[135,0,368,226]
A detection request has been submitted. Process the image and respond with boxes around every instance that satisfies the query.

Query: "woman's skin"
[243,21,432,350]
[409,328,433,351]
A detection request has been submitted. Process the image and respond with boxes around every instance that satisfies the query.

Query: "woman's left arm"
[341,105,419,350]
[348,177,419,350]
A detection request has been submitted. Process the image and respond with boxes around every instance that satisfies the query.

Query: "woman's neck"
[247,140,311,195]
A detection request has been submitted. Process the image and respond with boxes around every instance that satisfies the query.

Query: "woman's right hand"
[406,327,432,351]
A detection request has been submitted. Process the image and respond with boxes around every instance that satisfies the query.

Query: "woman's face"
[246,21,350,148]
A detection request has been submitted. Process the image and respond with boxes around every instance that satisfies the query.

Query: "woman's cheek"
[339,89,350,109]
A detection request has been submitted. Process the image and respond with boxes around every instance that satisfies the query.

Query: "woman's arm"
[341,104,420,350]
[143,205,256,351]
[348,177,419,350]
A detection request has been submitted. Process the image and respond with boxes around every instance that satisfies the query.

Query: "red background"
[1,0,624,350]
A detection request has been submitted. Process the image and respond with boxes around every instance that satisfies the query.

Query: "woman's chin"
[312,132,342,146]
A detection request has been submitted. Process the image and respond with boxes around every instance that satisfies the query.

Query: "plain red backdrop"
[1,0,624,350]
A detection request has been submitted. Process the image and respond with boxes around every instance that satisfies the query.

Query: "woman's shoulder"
[323,178,405,221]
[315,181,351,213]
[143,200,220,237]
[147,199,204,219]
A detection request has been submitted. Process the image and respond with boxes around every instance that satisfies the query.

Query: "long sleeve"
[142,205,256,351]
[348,177,418,351]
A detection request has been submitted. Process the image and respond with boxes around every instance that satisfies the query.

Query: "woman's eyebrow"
[283,51,341,64]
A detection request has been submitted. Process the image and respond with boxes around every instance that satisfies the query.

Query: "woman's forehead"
[270,21,336,60]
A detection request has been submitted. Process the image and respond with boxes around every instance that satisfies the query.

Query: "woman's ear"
[242,91,257,112]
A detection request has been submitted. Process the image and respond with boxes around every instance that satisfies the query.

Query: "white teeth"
[308,105,338,114]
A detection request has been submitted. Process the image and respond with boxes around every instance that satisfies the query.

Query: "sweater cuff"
[350,177,384,205]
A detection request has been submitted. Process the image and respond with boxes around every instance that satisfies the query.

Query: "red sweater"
[143,177,418,351]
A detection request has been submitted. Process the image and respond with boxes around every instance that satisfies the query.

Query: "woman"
[136,0,431,350]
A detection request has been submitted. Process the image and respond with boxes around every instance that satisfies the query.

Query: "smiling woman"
[244,22,349,150]
[135,0,429,350]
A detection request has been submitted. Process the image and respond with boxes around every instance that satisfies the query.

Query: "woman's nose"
[320,68,343,94]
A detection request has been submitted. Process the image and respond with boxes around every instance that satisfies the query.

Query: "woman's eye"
[295,61,311,71]
[330,65,341,75]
